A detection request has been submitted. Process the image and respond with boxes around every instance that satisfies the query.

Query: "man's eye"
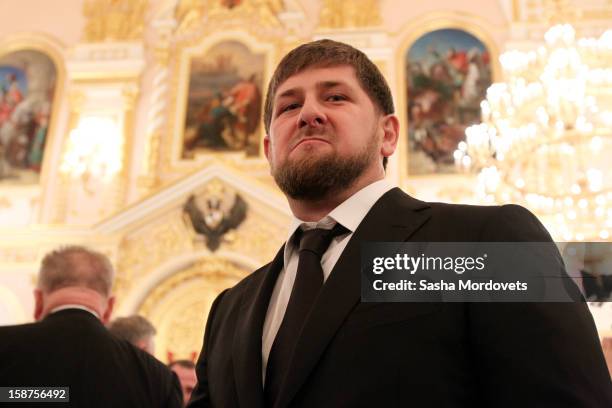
[327,94,346,102]
[280,103,300,113]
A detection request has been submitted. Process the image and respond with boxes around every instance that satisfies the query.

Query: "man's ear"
[135,339,147,351]
[380,114,399,158]
[33,289,43,321]
[264,135,272,164]
[101,296,115,324]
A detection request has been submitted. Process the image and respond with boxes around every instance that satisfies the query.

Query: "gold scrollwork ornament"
[83,0,148,42]
[319,0,382,29]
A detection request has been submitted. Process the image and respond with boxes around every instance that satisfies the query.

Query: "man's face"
[171,365,197,405]
[264,65,386,200]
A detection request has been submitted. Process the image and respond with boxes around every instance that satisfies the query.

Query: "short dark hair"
[108,315,156,345]
[263,40,394,168]
[38,245,114,296]
[169,359,196,370]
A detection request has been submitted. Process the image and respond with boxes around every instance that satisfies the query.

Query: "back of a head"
[168,359,196,371]
[38,245,114,297]
[108,315,157,353]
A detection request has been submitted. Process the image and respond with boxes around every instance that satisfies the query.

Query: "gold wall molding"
[319,0,382,29]
[174,0,285,36]
[138,18,176,191]
[512,0,612,23]
[174,0,206,36]
[0,247,39,264]
[507,0,612,40]
[67,43,145,81]
[83,0,149,42]
[115,209,194,301]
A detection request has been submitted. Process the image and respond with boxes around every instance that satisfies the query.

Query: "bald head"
[38,246,114,296]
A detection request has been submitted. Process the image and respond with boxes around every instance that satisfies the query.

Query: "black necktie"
[264,223,348,406]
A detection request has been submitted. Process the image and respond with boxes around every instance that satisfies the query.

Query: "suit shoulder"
[111,337,180,394]
[0,321,39,333]
[0,321,40,345]
[426,201,539,221]
[423,200,549,241]
[428,200,501,216]
[425,201,500,232]
[223,259,273,297]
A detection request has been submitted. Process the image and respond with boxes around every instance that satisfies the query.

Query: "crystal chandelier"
[59,116,124,193]
[455,24,612,241]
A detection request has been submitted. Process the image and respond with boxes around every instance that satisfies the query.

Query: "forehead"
[275,65,363,97]
[173,365,196,379]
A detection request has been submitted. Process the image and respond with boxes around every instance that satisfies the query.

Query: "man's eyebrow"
[276,80,349,100]
[276,88,301,100]
[317,80,347,90]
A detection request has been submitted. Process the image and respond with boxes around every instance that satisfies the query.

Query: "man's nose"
[298,99,327,128]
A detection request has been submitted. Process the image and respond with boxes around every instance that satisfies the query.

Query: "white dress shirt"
[50,304,100,318]
[261,179,395,382]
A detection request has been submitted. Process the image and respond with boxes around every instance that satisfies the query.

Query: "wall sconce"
[59,115,124,193]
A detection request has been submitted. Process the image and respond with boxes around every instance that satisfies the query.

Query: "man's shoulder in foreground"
[0,309,182,408]
[355,186,550,242]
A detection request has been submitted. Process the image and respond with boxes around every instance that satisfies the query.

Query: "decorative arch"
[116,250,257,362]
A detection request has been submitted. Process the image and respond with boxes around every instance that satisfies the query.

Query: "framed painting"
[181,40,264,159]
[405,28,492,175]
[0,49,56,184]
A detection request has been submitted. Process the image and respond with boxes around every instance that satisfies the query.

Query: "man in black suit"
[188,40,612,407]
[0,246,182,407]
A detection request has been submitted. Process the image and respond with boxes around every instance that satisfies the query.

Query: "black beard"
[272,146,375,201]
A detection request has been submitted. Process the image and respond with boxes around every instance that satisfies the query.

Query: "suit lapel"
[275,188,431,408]
[233,246,285,408]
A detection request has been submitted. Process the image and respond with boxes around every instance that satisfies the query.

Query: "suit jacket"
[188,188,612,407]
[0,308,182,408]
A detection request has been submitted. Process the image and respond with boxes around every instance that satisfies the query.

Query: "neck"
[288,170,384,222]
[39,287,108,321]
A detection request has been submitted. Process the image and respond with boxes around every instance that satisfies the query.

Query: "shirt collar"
[286,178,396,241]
[49,304,100,319]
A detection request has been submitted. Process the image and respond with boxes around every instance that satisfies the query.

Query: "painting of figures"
[0,49,56,184]
[182,40,264,158]
[406,28,492,174]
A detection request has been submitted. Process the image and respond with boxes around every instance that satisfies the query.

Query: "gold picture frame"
[165,31,276,174]
[0,33,65,192]
[394,12,501,198]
